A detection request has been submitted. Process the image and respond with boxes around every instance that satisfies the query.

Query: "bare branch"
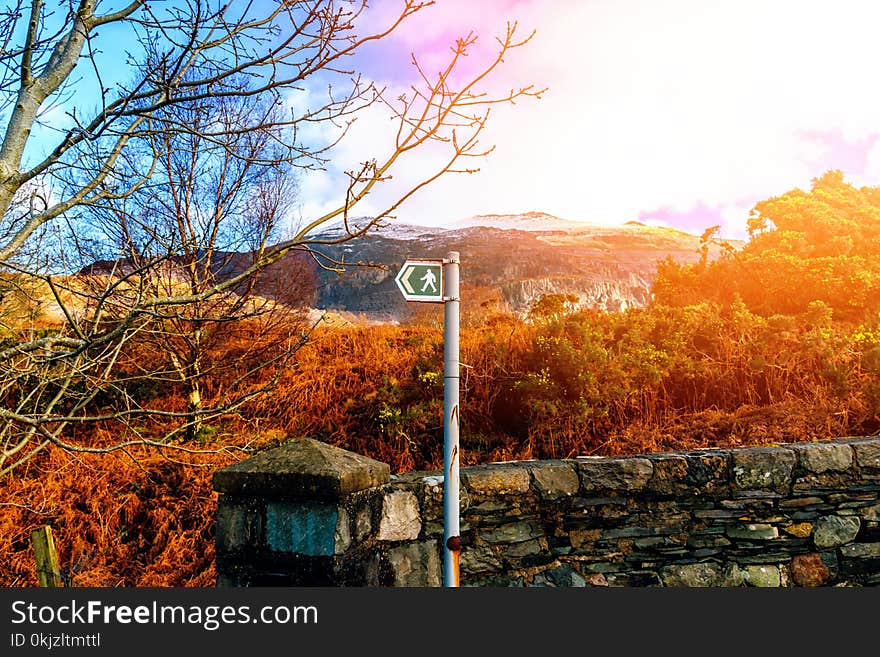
[0,1,541,477]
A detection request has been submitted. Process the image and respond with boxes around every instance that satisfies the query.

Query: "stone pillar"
[212,438,390,586]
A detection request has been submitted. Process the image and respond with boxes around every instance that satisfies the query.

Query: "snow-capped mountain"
[306,212,741,321]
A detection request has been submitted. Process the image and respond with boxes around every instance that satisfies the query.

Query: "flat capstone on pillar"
[213,438,390,586]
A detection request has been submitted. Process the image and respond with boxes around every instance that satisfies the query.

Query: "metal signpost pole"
[442,251,461,587]
[394,252,460,587]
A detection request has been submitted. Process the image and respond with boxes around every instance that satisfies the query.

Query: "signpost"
[394,260,444,302]
[395,252,460,587]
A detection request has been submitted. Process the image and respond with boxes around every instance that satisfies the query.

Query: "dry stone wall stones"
[463,464,531,495]
[853,442,880,470]
[569,528,602,550]
[791,553,830,586]
[840,543,880,558]
[578,456,653,492]
[779,497,823,509]
[645,455,688,496]
[531,564,587,587]
[335,507,351,552]
[813,515,860,549]
[782,522,813,538]
[387,542,441,587]
[214,435,880,587]
[659,562,743,587]
[480,520,544,544]
[794,443,853,473]
[377,491,422,541]
[731,447,796,494]
[460,544,503,574]
[727,523,780,541]
[528,462,580,499]
[355,506,372,541]
[682,452,729,494]
[744,565,781,587]
[505,538,548,558]
[215,500,263,552]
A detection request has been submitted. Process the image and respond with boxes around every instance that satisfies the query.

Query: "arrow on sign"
[399,266,418,294]
[395,259,444,302]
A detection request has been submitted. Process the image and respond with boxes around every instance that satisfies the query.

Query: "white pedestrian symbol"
[420,268,438,293]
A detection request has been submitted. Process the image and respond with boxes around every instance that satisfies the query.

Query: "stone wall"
[213,435,880,586]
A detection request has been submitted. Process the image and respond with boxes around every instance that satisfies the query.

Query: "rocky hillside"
[308,212,742,321]
[71,212,741,324]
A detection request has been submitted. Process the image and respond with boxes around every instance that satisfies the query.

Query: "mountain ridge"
[74,212,742,324]
[308,212,743,321]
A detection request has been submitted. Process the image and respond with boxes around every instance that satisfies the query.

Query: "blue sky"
[13,1,880,241]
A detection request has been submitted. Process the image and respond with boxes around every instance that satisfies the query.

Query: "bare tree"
[74,80,317,443]
[0,0,543,476]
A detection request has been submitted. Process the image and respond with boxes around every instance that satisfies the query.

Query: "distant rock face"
[76,213,740,324]
[307,213,741,321]
[500,273,652,314]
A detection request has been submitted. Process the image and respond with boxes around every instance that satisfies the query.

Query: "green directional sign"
[395,259,444,302]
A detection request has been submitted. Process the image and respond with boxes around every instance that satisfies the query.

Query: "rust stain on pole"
[446,535,462,552]
[446,535,461,586]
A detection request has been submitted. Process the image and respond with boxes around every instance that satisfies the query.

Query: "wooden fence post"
[31,525,64,587]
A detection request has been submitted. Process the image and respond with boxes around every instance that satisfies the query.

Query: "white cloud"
[292,0,880,238]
